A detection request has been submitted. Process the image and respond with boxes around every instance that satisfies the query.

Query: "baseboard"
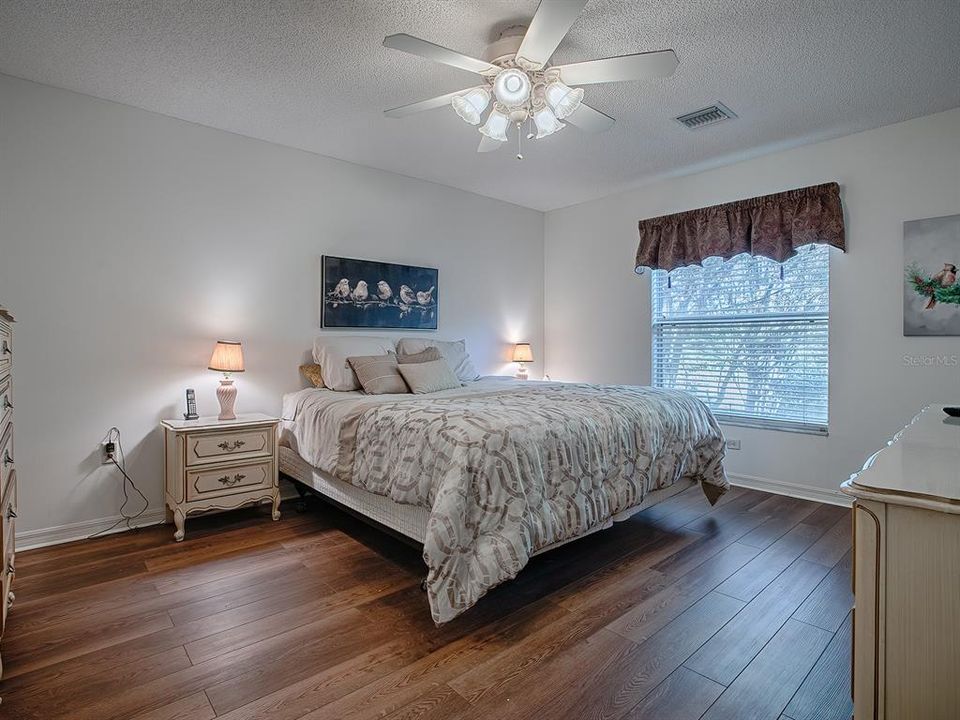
[16,479,302,551]
[729,473,852,507]
[16,509,168,551]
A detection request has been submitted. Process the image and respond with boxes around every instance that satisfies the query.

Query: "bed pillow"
[312,335,396,391]
[299,363,325,388]
[347,353,409,395]
[397,358,461,394]
[397,347,442,364]
[396,338,479,381]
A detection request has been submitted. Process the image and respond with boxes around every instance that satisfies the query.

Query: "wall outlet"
[102,441,116,464]
[725,439,741,451]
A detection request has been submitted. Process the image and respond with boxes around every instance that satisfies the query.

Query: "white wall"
[0,75,544,538]
[545,109,960,497]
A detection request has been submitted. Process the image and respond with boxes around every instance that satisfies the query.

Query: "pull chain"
[516,123,523,160]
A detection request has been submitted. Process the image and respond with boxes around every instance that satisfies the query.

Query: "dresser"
[0,307,17,692]
[841,406,960,720]
[161,413,280,541]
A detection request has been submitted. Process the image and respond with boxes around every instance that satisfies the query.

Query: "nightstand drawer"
[186,459,274,502]
[0,375,11,435]
[184,426,274,467]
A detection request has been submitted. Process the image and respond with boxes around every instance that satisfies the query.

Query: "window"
[651,244,829,433]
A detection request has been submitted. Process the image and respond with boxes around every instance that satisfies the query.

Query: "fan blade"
[565,103,615,133]
[384,89,470,118]
[554,50,679,85]
[383,34,498,75]
[516,0,588,69]
[477,135,503,153]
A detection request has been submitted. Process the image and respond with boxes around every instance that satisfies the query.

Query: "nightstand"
[161,413,280,542]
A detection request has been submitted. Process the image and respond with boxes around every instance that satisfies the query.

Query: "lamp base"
[216,379,237,420]
[515,363,529,381]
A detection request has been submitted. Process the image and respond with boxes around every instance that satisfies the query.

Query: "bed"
[280,376,728,623]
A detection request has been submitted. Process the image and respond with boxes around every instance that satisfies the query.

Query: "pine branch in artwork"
[906,263,940,298]
[934,283,960,306]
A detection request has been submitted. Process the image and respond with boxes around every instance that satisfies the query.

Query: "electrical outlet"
[725,439,741,451]
[102,441,116,464]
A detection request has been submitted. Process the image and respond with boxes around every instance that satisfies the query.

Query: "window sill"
[716,415,828,437]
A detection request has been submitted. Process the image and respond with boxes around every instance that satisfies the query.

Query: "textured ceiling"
[1,0,958,211]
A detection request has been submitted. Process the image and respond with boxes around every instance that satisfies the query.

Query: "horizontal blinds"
[652,246,829,432]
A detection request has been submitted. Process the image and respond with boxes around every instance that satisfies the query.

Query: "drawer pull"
[5,505,14,520]
[216,473,247,487]
[2,450,12,467]
[6,591,13,609]
[6,561,14,576]
[2,395,11,410]
[217,439,246,451]
[1,340,9,355]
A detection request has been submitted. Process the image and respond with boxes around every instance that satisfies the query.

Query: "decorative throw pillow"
[397,358,461,394]
[396,338,480,381]
[347,353,409,395]
[312,335,396,391]
[299,363,325,388]
[397,347,442,364]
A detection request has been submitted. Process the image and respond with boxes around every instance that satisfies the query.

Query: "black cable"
[88,427,150,540]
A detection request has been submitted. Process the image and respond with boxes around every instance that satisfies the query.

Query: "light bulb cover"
[451,87,491,125]
[493,69,532,107]
[545,80,584,120]
[479,108,510,142]
[533,106,565,139]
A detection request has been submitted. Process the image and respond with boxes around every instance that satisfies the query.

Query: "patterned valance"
[635,182,845,273]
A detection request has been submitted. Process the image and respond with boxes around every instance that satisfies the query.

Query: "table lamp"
[208,340,244,420]
[512,342,533,380]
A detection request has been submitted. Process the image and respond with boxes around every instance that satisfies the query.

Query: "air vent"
[675,103,737,130]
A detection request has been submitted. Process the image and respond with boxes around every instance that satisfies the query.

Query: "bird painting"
[416,286,435,306]
[322,257,438,330]
[925,263,957,309]
[351,280,369,302]
[399,285,417,306]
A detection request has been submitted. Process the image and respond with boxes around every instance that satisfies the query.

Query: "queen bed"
[280,340,728,624]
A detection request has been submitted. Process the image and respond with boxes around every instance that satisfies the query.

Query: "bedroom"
[0,1,958,718]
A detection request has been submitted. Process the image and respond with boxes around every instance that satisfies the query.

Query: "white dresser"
[841,406,960,720]
[0,307,17,693]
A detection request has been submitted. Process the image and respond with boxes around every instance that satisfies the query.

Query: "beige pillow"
[347,354,409,395]
[396,338,480,381]
[299,364,325,388]
[397,358,461,394]
[397,347,442,364]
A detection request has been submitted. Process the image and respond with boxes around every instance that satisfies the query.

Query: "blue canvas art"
[321,256,438,330]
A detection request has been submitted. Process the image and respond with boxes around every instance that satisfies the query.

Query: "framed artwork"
[904,214,960,336]
[321,255,438,330]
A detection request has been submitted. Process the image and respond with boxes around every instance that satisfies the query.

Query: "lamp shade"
[452,87,491,125]
[208,340,245,373]
[512,343,533,363]
[545,80,584,120]
[479,108,510,142]
[533,106,565,139]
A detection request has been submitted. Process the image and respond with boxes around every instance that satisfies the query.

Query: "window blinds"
[651,245,829,433]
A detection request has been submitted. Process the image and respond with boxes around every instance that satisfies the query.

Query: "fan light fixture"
[383,3,681,157]
[479,107,510,142]
[452,87,491,125]
[533,106,564,139]
[545,80,584,120]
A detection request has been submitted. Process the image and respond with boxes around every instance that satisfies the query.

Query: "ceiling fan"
[382,0,679,158]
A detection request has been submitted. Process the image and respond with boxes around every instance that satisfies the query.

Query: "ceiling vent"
[675,103,737,130]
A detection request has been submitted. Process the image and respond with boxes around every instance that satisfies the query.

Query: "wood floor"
[0,484,854,720]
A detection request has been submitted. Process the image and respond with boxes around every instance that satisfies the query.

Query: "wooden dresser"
[841,406,960,720]
[0,307,16,691]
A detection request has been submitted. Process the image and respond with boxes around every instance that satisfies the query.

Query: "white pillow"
[312,336,397,391]
[396,338,480,382]
[397,359,461,394]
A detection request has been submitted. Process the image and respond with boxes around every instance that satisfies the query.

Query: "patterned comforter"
[283,378,728,623]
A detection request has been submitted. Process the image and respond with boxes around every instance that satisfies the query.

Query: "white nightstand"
[161,413,280,542]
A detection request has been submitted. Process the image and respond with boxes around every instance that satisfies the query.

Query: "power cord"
[88,427,150,539]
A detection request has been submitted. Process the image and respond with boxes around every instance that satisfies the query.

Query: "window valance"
[635,182,845,273]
